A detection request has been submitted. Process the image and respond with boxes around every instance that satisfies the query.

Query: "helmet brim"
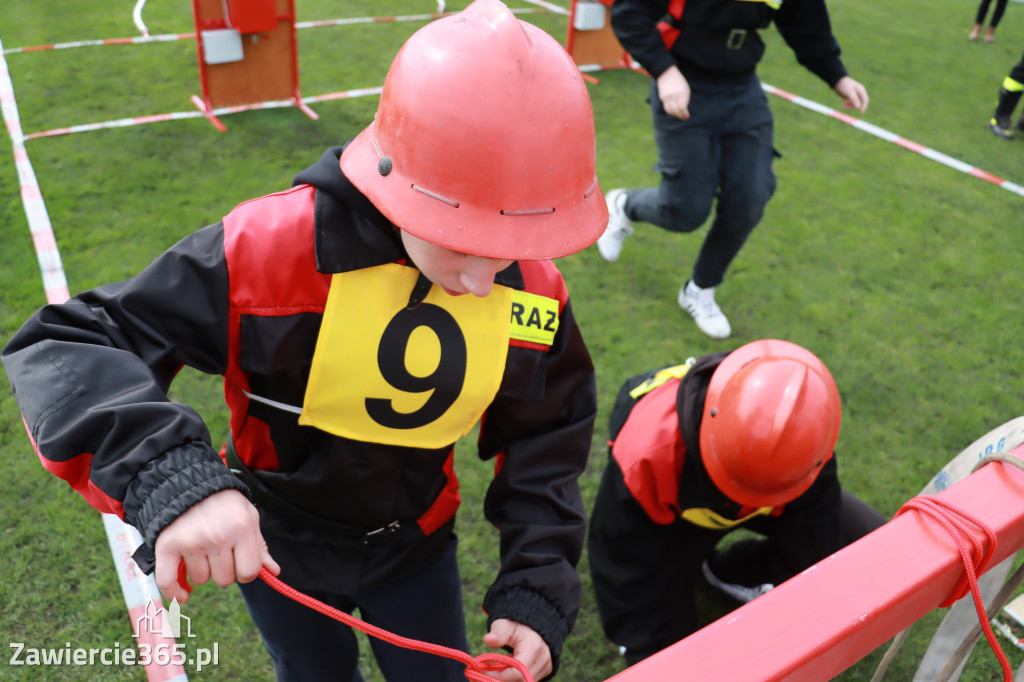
[341,124,608,261]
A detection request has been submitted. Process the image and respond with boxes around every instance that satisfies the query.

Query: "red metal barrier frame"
[607,448,1024,681]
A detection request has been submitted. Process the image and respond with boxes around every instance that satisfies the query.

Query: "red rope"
[895,495,1013,681]
[257,568,535,682]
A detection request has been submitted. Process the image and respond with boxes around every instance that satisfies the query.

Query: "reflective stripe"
[629,357,696,399]
[681,505,772,529]
[242,389,303,414]
[1004,76,1024,92]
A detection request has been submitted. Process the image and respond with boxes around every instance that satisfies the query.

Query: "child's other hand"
[483,618,551,682]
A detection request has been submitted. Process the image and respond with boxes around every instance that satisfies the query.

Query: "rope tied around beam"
[872,452,1024,682]
[896,495,998,608]
[892,494,1011,679]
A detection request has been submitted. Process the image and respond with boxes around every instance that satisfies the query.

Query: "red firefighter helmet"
[699,339,842,508]
[340,0,607,260]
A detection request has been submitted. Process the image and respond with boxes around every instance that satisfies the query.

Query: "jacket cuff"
[811,61,849,89]
[485,587,571,680]
[123,441,249,546]
[648,53,678,81]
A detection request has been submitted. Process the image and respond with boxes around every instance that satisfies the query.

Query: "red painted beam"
[606,449,1024,681]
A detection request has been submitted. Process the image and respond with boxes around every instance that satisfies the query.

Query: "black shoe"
[990,116,1014,139]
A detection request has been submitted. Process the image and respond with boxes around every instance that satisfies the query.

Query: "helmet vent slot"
[500,208,555,216]
[411,184,460,208]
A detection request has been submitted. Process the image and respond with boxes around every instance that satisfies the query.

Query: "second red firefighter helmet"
[340,0,607,261]
[699,339,842,508]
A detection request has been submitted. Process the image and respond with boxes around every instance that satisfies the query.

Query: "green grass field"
[1,0,1023,680]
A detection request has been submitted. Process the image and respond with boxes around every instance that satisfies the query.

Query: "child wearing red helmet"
[2,2,607,680]
[587,340,887,665]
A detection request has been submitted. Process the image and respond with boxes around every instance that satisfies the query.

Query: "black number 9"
[365,304,467,429]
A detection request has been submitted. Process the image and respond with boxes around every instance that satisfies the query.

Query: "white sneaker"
[701,561,773,604]
[596,188,634,262]
[678,280,731,339]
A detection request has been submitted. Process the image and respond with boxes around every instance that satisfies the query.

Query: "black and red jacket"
[587,353,843,656]
[597,353,842,531]
[610,0,849,87]
[2,146,596,670]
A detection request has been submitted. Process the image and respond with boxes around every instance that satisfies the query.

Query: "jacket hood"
[293,145,524,290]
[293,145,404,274]
[675,351,742,511]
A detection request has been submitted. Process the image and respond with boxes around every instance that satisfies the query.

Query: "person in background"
[968,0,1009,42]
[587,339,887,664]
[1,2,608,680]
[988,49,1024,139]
[596,0,869,339]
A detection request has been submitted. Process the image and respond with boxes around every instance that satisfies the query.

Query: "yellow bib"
[299,264,512,448]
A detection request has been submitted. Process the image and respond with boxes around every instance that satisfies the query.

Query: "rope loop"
[894,494,1012,680]
[869,446,1024,682]
[257,568,535,682]
[896,495,997,607]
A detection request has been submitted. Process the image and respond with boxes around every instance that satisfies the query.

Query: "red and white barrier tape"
[101,515,190,682]
[296,13,450,29]
[24,86,383,140]
[3,34,186,681]
[519,0,570,14]
[3,32,196,54]
[133,0,151,37]
[0,37,68,303]
[761,83,1024,199]
[2,7,556,54]
[579,61,1023,200]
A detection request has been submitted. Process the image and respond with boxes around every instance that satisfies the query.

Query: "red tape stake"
[257,567,535,682]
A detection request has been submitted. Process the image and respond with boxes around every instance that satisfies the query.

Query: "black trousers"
[237,537,470,681]
[625,75,777,289]
[589,457,887,666]
[975,0,1009,27]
